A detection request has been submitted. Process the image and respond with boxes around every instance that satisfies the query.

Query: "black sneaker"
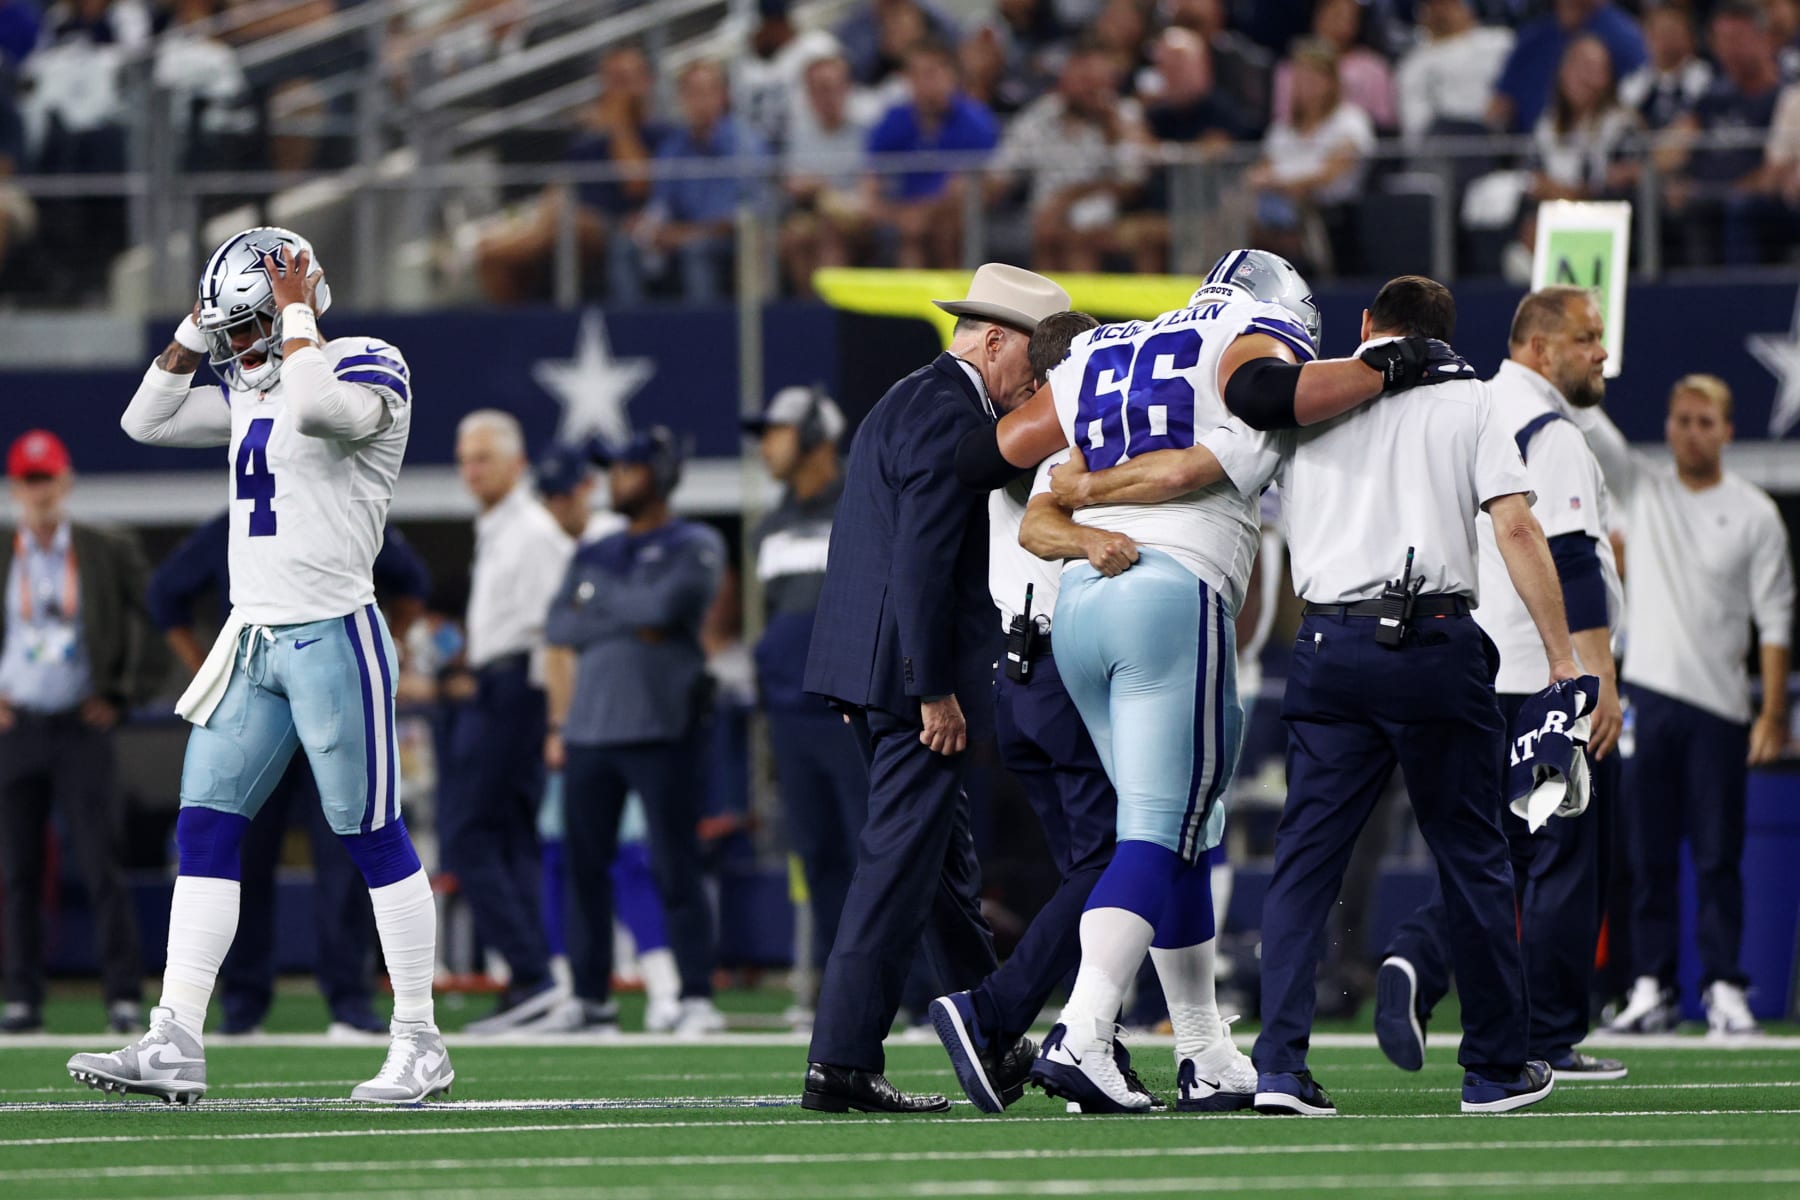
[1462,1060,1555,1113]
[1547,1051,1628,1081]
[1253,1069,1338,1116]
[1,1003,42,1034]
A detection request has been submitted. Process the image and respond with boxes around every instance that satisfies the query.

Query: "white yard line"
[3,1032,1796,1051]
[72,1168,1800,1200]
[3,1107,1800,1146]
[0,1138,1791,1183]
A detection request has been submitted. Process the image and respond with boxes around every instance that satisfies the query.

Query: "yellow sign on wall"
[812,268,1202,344]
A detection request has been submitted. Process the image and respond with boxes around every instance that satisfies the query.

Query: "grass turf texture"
[1,1019,1797,1200]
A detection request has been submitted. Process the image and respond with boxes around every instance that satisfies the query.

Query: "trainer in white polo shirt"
[1571,371,1795,1039]
[1379,285,1629,1085]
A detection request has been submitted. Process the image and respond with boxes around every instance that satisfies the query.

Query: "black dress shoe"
[802,1062,952,1113]
[985,1036,1037,1105]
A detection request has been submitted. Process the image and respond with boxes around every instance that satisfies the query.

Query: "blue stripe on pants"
[365,606,398,828]
[342,612,380,835]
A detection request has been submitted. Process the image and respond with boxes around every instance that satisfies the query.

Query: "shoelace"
[372,1036,420,1083]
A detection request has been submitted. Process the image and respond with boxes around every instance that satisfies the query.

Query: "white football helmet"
[1190,248,1321,357]
[195,226,332,391]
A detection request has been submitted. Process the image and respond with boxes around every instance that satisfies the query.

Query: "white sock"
[370,868,437,1028]
[639,948,681,1009]
[1150,939,1223,1061]
[1057,907,1155,1035]
[158,876,241,1039]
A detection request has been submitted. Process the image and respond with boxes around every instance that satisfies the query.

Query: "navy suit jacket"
[804,353,997,732]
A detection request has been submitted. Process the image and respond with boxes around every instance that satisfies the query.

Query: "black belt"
[1304,594,1470,619]
[475,652,532,676]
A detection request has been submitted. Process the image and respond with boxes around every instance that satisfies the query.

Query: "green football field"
[1,990,1797,1200]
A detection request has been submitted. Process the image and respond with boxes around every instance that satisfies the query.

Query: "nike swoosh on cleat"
[294,638,322,650]
[142,1045,203,1071]
[1192,1075,1222,1091]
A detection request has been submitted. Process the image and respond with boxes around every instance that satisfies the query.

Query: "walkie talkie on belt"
[1005,584,1040,683]
[1375,546,1425,648]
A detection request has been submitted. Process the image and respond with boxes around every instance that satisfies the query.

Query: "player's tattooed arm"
[156,302,205,374]
[155,341,204,374]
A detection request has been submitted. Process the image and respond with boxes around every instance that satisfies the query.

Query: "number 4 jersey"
[226,337,411,625]
[1041,296,1316,614]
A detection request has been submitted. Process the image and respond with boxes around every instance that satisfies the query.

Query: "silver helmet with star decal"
[1190,248,1321,357]
[196,226,332,391]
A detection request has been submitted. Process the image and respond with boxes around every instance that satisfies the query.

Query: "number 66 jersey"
[1042,297,1316,614]
[125,337,412,627]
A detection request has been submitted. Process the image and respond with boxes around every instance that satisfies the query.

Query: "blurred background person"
[526,443,680,1033]
[778,51,875,298]
[147,512,431,1036]
[452,411,572,1033]
[0,430,159,1034]
[742,387,861,1024]
[610,60,767,305]
[1574,376,1795,1037]
[1394,0,1516,143]
[1271,0,1397,131]
[864,39,1000,269]
[545,428,727,1036]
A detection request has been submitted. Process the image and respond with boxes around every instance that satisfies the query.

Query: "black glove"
[1358,337,1477,392]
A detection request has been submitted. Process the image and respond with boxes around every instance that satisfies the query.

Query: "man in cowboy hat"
[800,263,1069,1114]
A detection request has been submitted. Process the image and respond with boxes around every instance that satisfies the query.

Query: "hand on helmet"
[268,246,323,314]
[1357,337,1476,393]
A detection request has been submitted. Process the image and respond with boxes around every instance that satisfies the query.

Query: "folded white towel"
[174,612,249,727]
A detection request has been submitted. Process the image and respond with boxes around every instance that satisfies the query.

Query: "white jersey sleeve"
[121,364,234,448]
[1200,418,1287,499]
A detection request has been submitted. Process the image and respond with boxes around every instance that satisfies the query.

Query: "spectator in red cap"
[0,430,164,1034]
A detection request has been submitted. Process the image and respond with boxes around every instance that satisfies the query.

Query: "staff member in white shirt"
[451,409,575,1033]
[1060,276,1578,1116]
[1572,374,1795,1037]
[1379,286,1628,1082]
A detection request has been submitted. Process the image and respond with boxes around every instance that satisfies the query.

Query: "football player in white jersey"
[67,227,449,1106]
[959,249,1472,1114]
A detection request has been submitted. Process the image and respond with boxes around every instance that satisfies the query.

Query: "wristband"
[174,314,208,354]
[279,303,320,347]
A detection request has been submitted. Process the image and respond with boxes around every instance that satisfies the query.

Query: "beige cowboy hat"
[932,264,1071,334]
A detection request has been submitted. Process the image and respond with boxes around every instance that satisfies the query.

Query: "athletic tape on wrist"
[174,314,208,353]
[280,303,320,346]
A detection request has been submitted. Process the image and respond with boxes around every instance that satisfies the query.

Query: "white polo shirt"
[989,452,1067,632]
[465,481,575,678]
[1570,405,1795,725]
[1475,360,1625,695]
[1204,343,1532,607]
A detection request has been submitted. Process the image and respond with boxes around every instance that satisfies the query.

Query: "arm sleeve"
[282,346,394,441]
[120,365,233,448]
[892,415,984,698]
[146,519,226,631]
[1546,531,1609,632]
[954,423,1029,489]
[1750,498,1796,649]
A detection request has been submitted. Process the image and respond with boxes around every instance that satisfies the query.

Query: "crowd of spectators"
[2,0,1800,305]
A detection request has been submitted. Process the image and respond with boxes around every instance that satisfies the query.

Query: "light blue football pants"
[1052,549,1243,863]
[179,604,401,837]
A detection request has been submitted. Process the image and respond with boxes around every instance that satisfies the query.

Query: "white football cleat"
[1606,976,1679,1034]
[351,1022,455,1104]
[66,1006,207,1105]
[672,997,727,1037]
[1177,1016,1258,1112]
[1704,981,1762,1037]
[1029,1018,1151,1114]
[645,997,683,1033]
